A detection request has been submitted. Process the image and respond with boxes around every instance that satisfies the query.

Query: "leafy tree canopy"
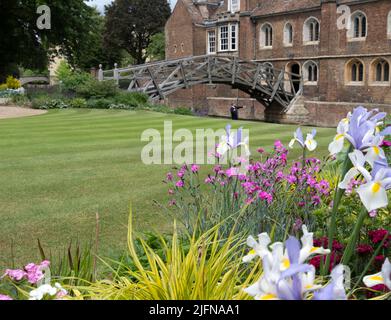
[0,0,104,81]
[147,33,166,62]
[103,0,171,65]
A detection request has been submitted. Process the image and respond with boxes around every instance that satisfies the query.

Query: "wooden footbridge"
[98,55,302,110]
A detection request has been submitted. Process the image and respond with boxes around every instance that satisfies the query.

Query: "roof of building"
[178,0,224,24]
[251,0,321,17]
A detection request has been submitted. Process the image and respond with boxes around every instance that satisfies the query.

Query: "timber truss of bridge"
[98,55,303,111]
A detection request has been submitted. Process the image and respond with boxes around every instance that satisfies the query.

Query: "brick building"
[165,0,391,126]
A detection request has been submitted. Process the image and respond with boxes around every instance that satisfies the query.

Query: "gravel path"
[0,106,47,119]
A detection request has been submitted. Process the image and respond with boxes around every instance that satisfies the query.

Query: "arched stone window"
[371,58,390,83]
[284,23,293,46]
[303,61,319,84]
[348,11,367,39]
[303,17,320,43]
[260,23,273,48]
[388,11,391,38]
[346,59,365,84]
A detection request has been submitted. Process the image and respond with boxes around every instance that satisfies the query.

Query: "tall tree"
[147,32,166,62]
[0,0,101,81]
[103,0,171,65]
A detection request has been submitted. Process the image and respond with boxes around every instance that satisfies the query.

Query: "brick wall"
[164,0,391,127]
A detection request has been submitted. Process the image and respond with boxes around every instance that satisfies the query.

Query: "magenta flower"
[0,294,12,301]
[191,164,199,173]
[274,140,284,149]
[312,195,321,206]
[4,269,26,281]
[24,263,44,284]
[369,210,378,218]
[356,244,374,255]
[166,172,173,181]
[213,165,222,173]
[380,140,391,147]
[369,229,390,244]
[175,180,184,188]
[258,191,273,204]
[226,167,239,177]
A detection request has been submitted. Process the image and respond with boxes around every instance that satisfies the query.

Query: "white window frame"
[260,23,273,49]
[345,59,365,86]
[347,11,367,42]
[218,23,239,52]
[370,58,390,86]
[303,17,320,45]
[303,60,319,85]
[207,30,216,54]
[228,0,240,13]
[231,24,238,51]
[283,22,293,47]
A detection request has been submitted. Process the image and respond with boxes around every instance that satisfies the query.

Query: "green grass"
[0,109,335,269]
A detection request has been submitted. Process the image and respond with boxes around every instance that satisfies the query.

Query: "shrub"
[76,79,118,99]
[0,84,7,91]
[109,103,134,110]
[6,76,21,89]
[113,92,149,109]
[55,62,92,92]
[11,94,30,106]
[31,96,69,110]
[87,98,116,109]
[174,107,193,116]
[69,98,88,109]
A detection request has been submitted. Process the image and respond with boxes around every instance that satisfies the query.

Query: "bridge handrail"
[100,55,301,78]
[97,54,302,109]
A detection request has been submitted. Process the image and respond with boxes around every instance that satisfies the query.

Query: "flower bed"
[0,106,389,301]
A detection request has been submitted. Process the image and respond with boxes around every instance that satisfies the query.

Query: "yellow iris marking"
[370,275,383,281]
[372,182,381,193]
[310,247,320,253]
[283,258,290,269]
[373,147,380,155]
[305,285,313,289]
[336,134,344,141]
[342,118,349,124]
[249,249,256,255]
[261,294,277,300]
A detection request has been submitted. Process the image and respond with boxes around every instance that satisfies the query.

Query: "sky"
[87,0,177,12]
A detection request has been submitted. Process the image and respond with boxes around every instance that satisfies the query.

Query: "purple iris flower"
[313,265,347,300]
[295,128,304,146]
[372,158,390,179]
[276,237,313,300]
[225,124,243,149]
[380,126,391,136]
[346,107,387,150]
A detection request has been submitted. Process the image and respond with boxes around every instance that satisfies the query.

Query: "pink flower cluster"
[165,141,330,211]
[3,260,50,284]
[0,294,12,301]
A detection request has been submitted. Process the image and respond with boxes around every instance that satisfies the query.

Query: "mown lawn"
[0,109,336,269]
